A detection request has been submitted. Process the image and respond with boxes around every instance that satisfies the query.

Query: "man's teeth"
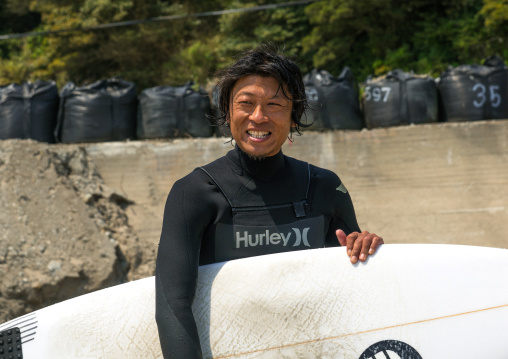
[248,131,270,138]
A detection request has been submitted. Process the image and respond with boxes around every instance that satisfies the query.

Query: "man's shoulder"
[311,164,339,179]
[303,161,344,193]
[284,154,306,167]
[174,154,229,186]
[283,154,339,178]
[199,153,230,172]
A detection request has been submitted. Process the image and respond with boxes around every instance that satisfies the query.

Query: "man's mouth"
[247,130,270,139]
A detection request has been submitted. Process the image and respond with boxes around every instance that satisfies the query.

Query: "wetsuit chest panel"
[228,166,307,208]
[198,155,322,263]
[215,216,325,262]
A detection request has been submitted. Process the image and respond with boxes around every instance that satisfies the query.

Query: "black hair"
[214,44,310,135]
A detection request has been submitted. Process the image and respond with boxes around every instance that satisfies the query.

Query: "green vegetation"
[1,0,507,90]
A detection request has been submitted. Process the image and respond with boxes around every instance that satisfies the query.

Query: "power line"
[0,0,326,41]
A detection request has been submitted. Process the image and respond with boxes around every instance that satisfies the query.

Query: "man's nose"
[249,105,268,122]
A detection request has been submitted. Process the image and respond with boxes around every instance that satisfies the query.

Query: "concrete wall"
[85,119,508,250]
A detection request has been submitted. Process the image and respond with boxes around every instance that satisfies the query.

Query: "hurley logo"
[235,228,311,249]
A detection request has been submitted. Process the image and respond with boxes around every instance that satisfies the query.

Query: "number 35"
[473,84,501,108]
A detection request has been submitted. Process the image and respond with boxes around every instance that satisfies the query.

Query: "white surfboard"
[1,244,508,359]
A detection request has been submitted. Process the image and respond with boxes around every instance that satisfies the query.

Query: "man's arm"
[155,178,209,359]
[320,169,384,263]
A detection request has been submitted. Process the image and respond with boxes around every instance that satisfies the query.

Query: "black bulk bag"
[137,82,213,139]
[210,85,231,138]
[302,84,326,131]
[0,81,59,142]
[55,78,137,143]
[302,68,363,131]
[0,83,24,140]
[28,81,60,143]
[436,56,508,122]
[363,69,438,128]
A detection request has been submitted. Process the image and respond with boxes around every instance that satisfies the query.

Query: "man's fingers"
[368,235,384,254]
[346,232,358,256]
[349,233,366,263]
[354,233,373,263]
[336,229,347,247]
[359,236,373,261]
[341,231,384,264]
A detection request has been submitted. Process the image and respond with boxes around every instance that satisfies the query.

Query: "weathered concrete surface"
[86,119,508,250]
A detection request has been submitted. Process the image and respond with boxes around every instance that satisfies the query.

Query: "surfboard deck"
[1,244,508,358]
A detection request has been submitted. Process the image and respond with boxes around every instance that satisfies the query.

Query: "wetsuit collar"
[229,145,285,181]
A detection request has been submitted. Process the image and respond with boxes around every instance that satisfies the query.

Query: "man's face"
[229,75,294,159]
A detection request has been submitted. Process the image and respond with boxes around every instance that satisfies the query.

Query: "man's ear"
[290,111,298,128]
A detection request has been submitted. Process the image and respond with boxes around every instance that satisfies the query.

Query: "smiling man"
[155,45,384,359]
[229,75,294,159]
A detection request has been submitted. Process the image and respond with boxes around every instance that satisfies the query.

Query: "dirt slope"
[0,139,156,323]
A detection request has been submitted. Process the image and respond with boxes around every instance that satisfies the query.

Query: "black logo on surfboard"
[359,340,422,359]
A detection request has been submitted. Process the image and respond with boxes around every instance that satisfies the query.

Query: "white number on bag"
[473,84,502,108]
[490,85,501,108]
[365,86,391,102]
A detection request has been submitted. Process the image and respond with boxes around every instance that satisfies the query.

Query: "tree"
[0,0,214,89]
[214,0,313,72]
[302,0,485,82]
[479,0,508,61]
[0,0,41,84]
[1,0,504,91]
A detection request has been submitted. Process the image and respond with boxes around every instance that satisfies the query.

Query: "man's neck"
[232,145,284,181]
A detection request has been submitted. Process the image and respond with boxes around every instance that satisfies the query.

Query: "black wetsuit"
[155,146,360,358]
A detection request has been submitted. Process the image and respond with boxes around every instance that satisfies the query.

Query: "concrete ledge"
[85,120,508,249]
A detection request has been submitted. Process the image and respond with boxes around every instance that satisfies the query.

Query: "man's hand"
[336,230,384,264]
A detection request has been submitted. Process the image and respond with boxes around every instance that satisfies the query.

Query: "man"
[155,45,383,359]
